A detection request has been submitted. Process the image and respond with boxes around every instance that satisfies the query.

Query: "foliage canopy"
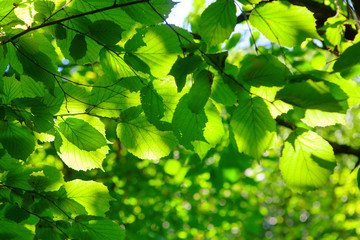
[1,0,360,239]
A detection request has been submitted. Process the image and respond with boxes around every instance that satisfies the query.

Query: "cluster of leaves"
[1,0,360,239]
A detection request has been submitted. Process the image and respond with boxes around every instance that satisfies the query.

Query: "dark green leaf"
[188,70,213,114]
[172,94,208,149]
[0,121,35,160]
[238,54,290,87]
[141,82,165,125]
[72,216,125,240]
[276,79,348,113]
[169,55,203,92]
[0,219,34,240]
[4,204,30,223]
[89,20,123,46]
[69,34,87,61]
[333,42,360,72]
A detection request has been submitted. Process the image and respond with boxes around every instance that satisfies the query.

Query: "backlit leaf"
[250,1,321,47]
[55,116,109,171]
[62,180,114,216]
[125,25,182,78]
[117,112,178,159]
[280,129,336,192]
[230,95,276,159]
[199,0,237,46]
[58,118,107,151]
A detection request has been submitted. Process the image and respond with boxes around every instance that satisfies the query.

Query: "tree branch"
[1,0,148,45]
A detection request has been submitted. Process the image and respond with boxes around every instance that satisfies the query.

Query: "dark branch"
[236,12,251,24]
[1,0,148,45]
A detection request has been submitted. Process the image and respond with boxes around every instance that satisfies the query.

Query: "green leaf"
[55,116,109,171]
[123,0,175,25]
[230,95,276,159]
[276,79,348,113]
[89,75,141,118]
[62,180,114,216]
[140,82,165,126]
[0,155,34,190]
[238,54,289,87]
[4,204,30,223]
[301,109,346,127]
[58,118,107,151]
[152,79,184,124]
[16,51,56,94]
[249,1,321,47]
[54,24,67,40]
[99,47,139,79]
[169,55,203,92]
[72,216,125,240]
[70,34,87,61]
[188,70,213,114]
[172,94,208,149]
[1,76,24,104]
[322,15,347,51]
[35,221,63,240]
[304,70,360,108]
[15,32,58,93]
[237,0,262,4]
[0,219,34,240]
[0,121,35,160]
[192,104,225,159]
[89,20,123,46]
[56,18,102,64]
[34,1,55,17]
[41,165,65,192]
[117,112,178,160]
[333,42,360,72]
[280,129,336,192]
[199,0,237,46]
[20,75,45,98]
[225,33,241,50]
[125,25,182,78]
[211,74,237,106]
